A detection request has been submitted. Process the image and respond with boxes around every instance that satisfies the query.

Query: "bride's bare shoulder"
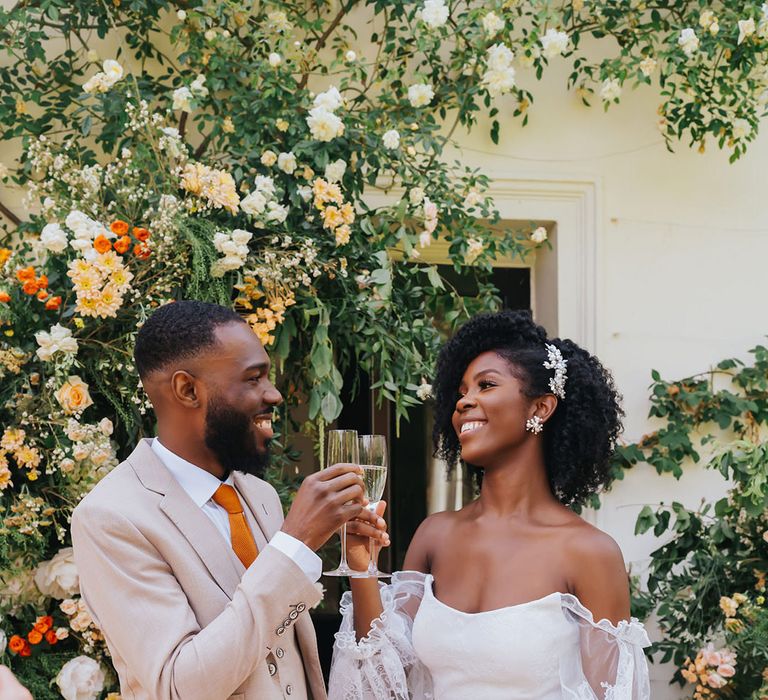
[402,510,460,572]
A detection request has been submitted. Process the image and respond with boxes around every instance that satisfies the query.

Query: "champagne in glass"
[358,434,390,578]
[322,429,367,577]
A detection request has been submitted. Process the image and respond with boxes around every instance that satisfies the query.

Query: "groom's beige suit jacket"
[71,439,327,700]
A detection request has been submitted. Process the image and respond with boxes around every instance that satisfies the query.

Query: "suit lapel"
[233,472,280,546]
[128,439,243,598]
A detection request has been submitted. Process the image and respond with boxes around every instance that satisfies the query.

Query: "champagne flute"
[358,434,390,578]
[322,429,367,577]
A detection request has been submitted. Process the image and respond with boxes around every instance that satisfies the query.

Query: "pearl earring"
[525,416,544,434]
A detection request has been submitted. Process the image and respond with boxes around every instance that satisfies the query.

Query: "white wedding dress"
[329,572,651,700]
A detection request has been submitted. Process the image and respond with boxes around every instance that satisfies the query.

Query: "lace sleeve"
[328,571,434,700]
[559,594,652,700]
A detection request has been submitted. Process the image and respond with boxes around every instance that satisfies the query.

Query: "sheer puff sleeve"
[328,571,434,700]
[559,593,652,700]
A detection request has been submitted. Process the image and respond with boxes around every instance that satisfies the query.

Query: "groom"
[71,300,386,700]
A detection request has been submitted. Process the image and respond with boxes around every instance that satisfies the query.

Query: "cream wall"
[448,60,768,698]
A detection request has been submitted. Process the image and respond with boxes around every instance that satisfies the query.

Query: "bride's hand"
[345,501,389,571]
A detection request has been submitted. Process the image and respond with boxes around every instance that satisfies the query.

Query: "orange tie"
[212,484,259,568]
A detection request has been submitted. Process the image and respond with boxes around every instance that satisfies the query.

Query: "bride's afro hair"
[431,310,623,506]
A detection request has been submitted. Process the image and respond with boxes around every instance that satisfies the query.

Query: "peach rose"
[55,376,94,415]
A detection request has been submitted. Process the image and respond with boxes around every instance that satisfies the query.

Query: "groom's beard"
[204,397,271,478]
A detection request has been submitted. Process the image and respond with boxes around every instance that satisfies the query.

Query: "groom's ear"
[170,370,201,408]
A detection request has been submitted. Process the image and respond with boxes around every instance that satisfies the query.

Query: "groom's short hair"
[134,300,245,378]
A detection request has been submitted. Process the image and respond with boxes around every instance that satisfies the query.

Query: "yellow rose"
[55,376,94,415]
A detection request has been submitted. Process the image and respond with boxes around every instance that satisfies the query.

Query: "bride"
[330,311,651,699]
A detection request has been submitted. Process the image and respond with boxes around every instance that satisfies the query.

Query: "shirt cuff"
[269,531,322,583]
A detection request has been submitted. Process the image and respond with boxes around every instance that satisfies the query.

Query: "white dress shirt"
[151,438,321,582]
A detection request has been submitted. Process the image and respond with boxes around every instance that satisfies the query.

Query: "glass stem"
[368,537,378,575]
[339,523,348,569]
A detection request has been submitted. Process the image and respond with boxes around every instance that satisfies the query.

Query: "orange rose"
[20,642,31,657]
[34,616,53,633]
[55,375,94,414]
[113,235,131,254]
[27,629,43,645]
[94,235,112,254]
[0,291,10,303]
[133,243,151,259]
[36,289,49,301]
[45,296,62,310]
[0,248,11,266]
[37,274,48,289]
[110,220,130,235]
[133,226,150,242]
[8,635,25,653]
[15,266,35,282]
[22,280,39,295]
[45,630,58,645]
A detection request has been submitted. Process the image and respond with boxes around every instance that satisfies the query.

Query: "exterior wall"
[448,60,768,698]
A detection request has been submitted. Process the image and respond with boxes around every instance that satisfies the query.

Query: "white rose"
[176,9,186,19]
[253,175,276,195]
[34,547,79,599]
[297,185,312,202]
[82,73,110,94]
[172,86,193,112]
[277,151,297,174]
[409,187,425,205]
[416,382,433,401]
[56,656,105,700]
[382,129,400,150]
[268,52,282,67]
[306,107,345,142]
[231,229,252,246]
[639,56,657,77]
[240,190,268,216]
[482,12,505,37]
[418,230,432,248]
[407,83,435,108]
[212,231,230,252]
[486,43,515,71]
[324,159,347,183]
[599,77,622,102]
[40,223,69,253]
[345,50,357,62]
[266,202,288,223]
[204,29,216,41]
[419,0,449,29]
[530,226,548,244]
[540,28,569,58]
[35,324,78,362]
[190,74,208,97]
[482,68,516,97]
[732,118,751,139]
[313,86,343,111]
[678,28,700,58]
[102,59,123,85]
[738,18,756,44]
[219,239,240,256]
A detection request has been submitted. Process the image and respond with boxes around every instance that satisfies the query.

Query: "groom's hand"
[282,464,373,551]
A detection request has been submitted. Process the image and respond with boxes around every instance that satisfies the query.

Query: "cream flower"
[639,57,657,77]
[382,129,400,150]
[277,152,297,174]
[35,324,79,362]
[409,187,425,205]
[540,28,569,58]
[172,87,193,112]
[482,44,516,97]
[313,86,344,111]
[345,50,357,62]
[482,12,505,37]
[82,73,111,94]
[738,18,756,44]
[416,381,433,401]
[678,28,700,58]
[306,107,344,141]
[268,52,282,67]
[260,150,278,167]
[40,223,69,253]
[102,59,123,85]
[56,656,105,700]
[55,376,94,415]
[324,159,347,183]
[408,83,435,108]
[35,547,79,599]
[530,226,548,244]
[419,0,449,29]
[732,118,750,139]
[600,77,622,102]
[465,237,484,264]
[98,417,114,436]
